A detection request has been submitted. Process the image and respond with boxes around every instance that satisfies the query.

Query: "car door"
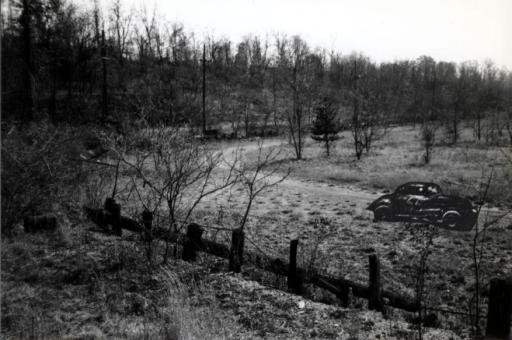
[394,184,427,216]
[393,185,413,215]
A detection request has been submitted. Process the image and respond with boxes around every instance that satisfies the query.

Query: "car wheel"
[374,205,392,221]
[442,210,460,228]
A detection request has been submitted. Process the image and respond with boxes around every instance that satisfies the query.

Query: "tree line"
[3,0,512,155]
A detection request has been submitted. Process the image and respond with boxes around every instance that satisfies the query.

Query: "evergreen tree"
[311,97,342,156]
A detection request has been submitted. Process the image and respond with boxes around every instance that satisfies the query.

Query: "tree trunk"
[325,134,330,157]
[452,113,458,144]
[21,0,34,122]
[476,113,482,141]
[49,65,57,123]
[296,106,302,160]
[240,193,253,231]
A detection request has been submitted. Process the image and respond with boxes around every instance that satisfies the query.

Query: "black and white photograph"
[1,0,511,339]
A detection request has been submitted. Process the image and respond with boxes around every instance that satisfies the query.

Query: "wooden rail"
[83,204,418,312]
[83,201,512,338]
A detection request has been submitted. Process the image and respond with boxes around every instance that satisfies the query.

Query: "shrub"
[1,121,90,235]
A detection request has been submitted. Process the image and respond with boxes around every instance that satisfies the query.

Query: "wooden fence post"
[486,277,512,339]
[182,223,203,262]
[229,228,244,273]
[142,210,153,239]
[288,239,303,294]
[368,254,384,312]
[104,198,121,236]
[111,203,121,236]
[142,210,153,261]
[337,285,351,308]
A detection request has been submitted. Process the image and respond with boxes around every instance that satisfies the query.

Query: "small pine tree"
[311,97,342,156]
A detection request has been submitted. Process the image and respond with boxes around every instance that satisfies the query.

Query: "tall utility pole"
[101,29,108,119]
[202,43,206,134]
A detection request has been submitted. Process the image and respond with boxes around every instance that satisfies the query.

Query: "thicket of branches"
[3,0,512,146]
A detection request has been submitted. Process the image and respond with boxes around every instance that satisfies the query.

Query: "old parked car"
[367,182,478,231]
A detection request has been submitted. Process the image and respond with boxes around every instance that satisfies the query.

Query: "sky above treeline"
[90,0,511,69]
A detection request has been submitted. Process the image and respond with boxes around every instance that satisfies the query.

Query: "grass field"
[194,124,512,336]
[3,123,510,339]
[239,125,512,205]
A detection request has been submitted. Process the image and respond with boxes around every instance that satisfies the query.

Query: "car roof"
[398,182,440,188]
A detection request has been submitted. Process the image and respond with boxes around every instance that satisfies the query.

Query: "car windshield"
[396,183,440,196]
[397,184,425,195]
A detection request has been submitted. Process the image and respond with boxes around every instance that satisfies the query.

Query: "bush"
[1,121,91,235]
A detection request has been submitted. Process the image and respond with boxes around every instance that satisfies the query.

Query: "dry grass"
[157,268,244,340]
[191,128,512,337]
[3,123,509,339]
[1,224,245,340]
[241,125,512,205]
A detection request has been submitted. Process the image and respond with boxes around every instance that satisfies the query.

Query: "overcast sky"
[99,0,511,68]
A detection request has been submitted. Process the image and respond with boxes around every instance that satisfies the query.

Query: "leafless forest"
[2,1,512,339]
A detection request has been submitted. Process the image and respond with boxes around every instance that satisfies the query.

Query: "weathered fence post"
[182,223,203,262]
[288,239,303,294]
[486,277,512,339]
[142,210,153,261]
[229,228,244,273]
[142,210,153,238]
[337,285,351,308]
[368,254,384,312]
[104,198,122,236]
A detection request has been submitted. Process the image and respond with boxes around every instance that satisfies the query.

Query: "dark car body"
[367,182,478,231]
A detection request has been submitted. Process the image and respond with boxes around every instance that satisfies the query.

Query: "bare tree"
[410,223,439,340]
[347,55,388,159]
[236,140,290,231]
[278,36,312,160]
[414,56,440,164]
[109,0,132,88]
[446,62,478,145]
[421,119,437,164]
[109,125,239,264]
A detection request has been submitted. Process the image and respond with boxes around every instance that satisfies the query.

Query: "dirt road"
[210,138,509,224]
[215,139,379,217]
